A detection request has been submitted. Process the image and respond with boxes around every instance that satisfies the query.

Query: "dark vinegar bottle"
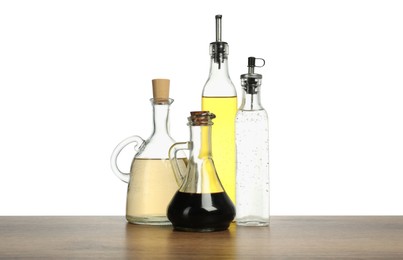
[167,111,236,232]
[168,192,235,232]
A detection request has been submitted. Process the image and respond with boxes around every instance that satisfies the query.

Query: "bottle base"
[167,192,235,232]
[172,225,230,232]
[236,217,269,227]
[126,215,172,226]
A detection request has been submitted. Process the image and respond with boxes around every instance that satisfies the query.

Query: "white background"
[1,0,402,215]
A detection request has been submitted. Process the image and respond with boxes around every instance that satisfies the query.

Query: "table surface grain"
[0,216,402,259]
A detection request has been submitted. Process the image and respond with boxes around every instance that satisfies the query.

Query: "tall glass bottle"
[110,79,187,225]
[235,57,269,226]
[201,15,237,203]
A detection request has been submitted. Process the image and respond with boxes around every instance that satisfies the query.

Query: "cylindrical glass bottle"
[235,57,269,226]
[201,15,237,203]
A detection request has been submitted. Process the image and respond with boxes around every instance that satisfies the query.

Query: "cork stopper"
[152,79,170,102]
[188,111,216,126]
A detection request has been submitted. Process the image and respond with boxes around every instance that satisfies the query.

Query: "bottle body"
[201,96,237,203]
[235,109,269,226]
[168,191,235,232]
[127,157,187,225]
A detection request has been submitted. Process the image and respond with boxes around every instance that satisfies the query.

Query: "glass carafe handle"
[110,135,145,183]
[169,142,192,186]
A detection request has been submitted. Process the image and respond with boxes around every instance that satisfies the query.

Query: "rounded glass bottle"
[168,111,236,232]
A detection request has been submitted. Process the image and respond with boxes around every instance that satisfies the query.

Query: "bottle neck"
[180,123,224,194]
[203,42,236,97]
[208,56,231,79]
[150,99,173,138]
[189,125,212,159]
[240,88,263,111]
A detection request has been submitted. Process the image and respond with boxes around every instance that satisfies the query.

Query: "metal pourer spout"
[241,57,265,94]
[247,57,265,74]
[216,15,222,42]
[210,15,228,70]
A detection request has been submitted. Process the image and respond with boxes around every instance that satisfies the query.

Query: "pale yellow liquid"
[127,158,187,224]
[202,96,237,203]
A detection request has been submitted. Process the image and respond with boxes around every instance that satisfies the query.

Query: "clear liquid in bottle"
[127,158,187,224]
[235,57,270,226]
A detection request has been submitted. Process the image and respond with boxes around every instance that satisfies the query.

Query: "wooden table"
[1,216,402,259]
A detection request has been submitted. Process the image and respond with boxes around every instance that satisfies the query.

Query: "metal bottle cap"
[241,57,265,94]
[210,15,229,69]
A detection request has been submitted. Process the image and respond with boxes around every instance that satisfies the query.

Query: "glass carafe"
[167,111,235,232]
[110,79,186,225]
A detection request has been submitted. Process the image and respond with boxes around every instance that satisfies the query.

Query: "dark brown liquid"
[167,191,235,232]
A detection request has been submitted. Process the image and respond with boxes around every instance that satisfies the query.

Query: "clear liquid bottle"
[201,15,237,203]
[235,57,270,226]
[168,111,236,232]
[110,79,187,225]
